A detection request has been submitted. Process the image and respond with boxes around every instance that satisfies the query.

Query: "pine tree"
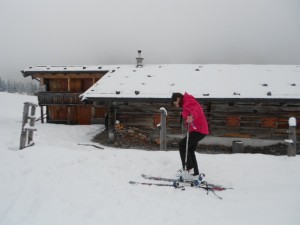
[0,76,39,95]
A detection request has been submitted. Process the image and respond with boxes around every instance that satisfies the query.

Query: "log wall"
[207,101,300,140]
[109,100,300,141]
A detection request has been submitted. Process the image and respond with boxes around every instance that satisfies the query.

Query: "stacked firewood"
[114,124,159,149]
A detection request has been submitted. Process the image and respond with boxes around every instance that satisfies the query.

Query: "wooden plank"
[33,73,104,79]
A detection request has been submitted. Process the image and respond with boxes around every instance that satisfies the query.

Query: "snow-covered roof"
[81,64,300,100]
[21,65,116,76]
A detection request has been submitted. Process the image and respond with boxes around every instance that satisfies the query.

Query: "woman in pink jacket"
[171,92,209,176]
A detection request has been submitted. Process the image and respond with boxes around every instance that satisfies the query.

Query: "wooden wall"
[48,105,68,123]
[32,73,104,125]
[207,101,300,140]
[114,102,169,130]
[109,100,300,141]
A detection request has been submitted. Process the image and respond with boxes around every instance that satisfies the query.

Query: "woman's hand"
[186,115,193,123]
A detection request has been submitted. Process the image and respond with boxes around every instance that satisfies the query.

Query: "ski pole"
[184,122,190,171]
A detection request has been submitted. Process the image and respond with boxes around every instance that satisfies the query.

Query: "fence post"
[19,103,30,149]
[286,117,297,157]
[159,107,168,150]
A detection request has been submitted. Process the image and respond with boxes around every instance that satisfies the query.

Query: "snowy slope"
[0,92,299,225]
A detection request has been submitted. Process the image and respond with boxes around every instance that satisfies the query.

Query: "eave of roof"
[86,96,300,104]
[21,65,117,77]
[22,70,108,77]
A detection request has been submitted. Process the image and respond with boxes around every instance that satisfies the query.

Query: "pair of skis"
[129,123,232,199]
[129,174,232,200]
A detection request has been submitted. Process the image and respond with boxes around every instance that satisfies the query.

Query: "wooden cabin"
[81,63,300,148]
[22,66,112,125]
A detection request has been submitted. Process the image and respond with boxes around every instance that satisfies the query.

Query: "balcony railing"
[37,92,84,105]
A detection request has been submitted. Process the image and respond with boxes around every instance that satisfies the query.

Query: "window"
[153,113,161,128]
[226,116,240,127]
[261,118,277,128]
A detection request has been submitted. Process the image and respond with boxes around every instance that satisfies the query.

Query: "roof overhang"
[21,70,108,77]
[86,96,300,104]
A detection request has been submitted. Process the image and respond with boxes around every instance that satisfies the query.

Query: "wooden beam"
[68,77,71,92]
[32,73,103,79]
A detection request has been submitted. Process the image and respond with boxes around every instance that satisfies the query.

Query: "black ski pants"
[179,132,206,175]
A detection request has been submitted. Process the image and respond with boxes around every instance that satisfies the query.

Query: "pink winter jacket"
[182,93,209,134]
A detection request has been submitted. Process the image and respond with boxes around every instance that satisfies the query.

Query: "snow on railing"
[159,107,168,150]
[285,117,297,157]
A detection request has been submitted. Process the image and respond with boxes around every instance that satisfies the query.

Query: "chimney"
[136,50,144,68]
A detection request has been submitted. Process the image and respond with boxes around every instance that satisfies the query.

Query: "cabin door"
[77,105,92,125]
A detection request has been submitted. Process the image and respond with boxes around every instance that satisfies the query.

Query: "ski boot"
[191,173,205,187]
[178,170,194,182]
[173,181,181,188]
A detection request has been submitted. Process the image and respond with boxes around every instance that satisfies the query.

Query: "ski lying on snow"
[129,180,223,200]
[77,143,104,149]
[129,180,183,187]
[141,174,232,191]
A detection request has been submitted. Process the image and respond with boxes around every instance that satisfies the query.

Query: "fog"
[0,0,300,81]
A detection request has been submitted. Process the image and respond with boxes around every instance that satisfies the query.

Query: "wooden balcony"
[37,92,85,105]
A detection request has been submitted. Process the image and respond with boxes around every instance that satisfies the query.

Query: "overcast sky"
[0,0,300,81]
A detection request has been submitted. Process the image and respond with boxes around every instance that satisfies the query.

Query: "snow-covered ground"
[0,92,299,225]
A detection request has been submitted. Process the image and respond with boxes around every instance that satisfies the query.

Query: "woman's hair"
[171,92,183,106]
